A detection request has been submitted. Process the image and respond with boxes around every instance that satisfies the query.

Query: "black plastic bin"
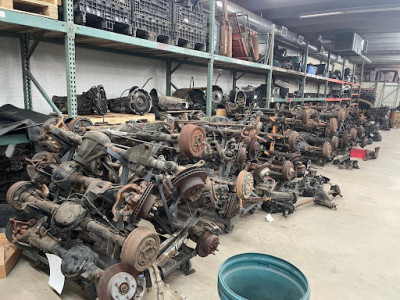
[171,2,208,50]
[74,0,133,35]
[133,0,171,42]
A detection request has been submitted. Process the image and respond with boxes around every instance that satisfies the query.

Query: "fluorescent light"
[299,5,400,19]
[299,11,343,19]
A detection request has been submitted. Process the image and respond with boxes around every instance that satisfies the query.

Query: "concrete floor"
[1,130,399,300]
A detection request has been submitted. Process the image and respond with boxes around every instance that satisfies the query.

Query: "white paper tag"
[0,11,5,18]
[45,253,65,295]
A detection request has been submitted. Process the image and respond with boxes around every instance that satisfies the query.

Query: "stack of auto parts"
[7,88,389,299]
[5,118,221,299]
[52,85,108,115]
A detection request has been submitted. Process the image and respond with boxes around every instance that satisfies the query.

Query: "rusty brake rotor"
[329,118,338,132]
[349,127,357,140]
[178,124,206,157]
[97,263,140,300]
[236,170,254,200]
[322,142,332,157]
[121,227,160,272]
[337,108,347,123]
[6,181,36,211]
[197,233,219,258]
[67,117,93,134]
[282,160,296,181]
[288,131,299,149]
[331,136,340,149]
[172,167,208,202]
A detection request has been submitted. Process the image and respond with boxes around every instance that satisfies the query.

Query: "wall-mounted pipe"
[203,1,348,64]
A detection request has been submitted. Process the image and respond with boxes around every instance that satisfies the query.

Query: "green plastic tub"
[218,253,310,300]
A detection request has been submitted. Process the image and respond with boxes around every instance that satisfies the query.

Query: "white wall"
[0,35,270,114]
[0,35,358,113]
[361,82,400,107]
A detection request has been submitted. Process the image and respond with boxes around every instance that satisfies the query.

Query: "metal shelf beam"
[0,1,366,119]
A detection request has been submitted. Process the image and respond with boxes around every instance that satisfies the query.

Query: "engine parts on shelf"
[172,85,227,112]
[108,86,152,114]
[150,88,189,117]
[52,85,107,115]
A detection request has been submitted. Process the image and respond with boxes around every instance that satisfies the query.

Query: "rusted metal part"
[7,217,36,244]
[112,182,155,223]
[322,142,332,157]
[150,89,188,111]
[172,167,208,202]
[97,263,142,300]
[67,117,93,134]
[236,170,254,200]
[52,201,86,232]
[329,118,338,132]
[120,227,160,272]
[38,118,68,153]
[197,233,219,258]
[364,147,380,161]
[178,124,206,157]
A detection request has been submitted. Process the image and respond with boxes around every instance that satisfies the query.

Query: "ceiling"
[231,0,400,68]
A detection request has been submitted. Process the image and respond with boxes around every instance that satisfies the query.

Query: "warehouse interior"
[0,0,399,299]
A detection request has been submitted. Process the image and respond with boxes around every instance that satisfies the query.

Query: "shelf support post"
[358,59,364,106]
[166,59,172,96]
[394,82,400,108]
[233,71,237,92]
[20,34,32,110]
[301,42,309,106]
[233,72,246,91]
[64,0,77,118]
[266,24,275,108]
[26,70,62,116]
[206,0,215,116]
[324,52,330,98]
[340,58,346,97]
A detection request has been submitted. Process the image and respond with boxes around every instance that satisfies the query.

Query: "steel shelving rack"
[0,0,364,145]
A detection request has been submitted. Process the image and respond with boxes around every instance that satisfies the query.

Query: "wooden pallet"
[0,233,22,279]
[71,113,156,125]
[0,0,58,19]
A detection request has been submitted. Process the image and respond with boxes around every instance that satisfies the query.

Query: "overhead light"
[299,11,343,19]
[299,5,400,19]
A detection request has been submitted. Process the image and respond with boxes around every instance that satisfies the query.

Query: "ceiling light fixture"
[299,11,343,19]
[299,5,400,19]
